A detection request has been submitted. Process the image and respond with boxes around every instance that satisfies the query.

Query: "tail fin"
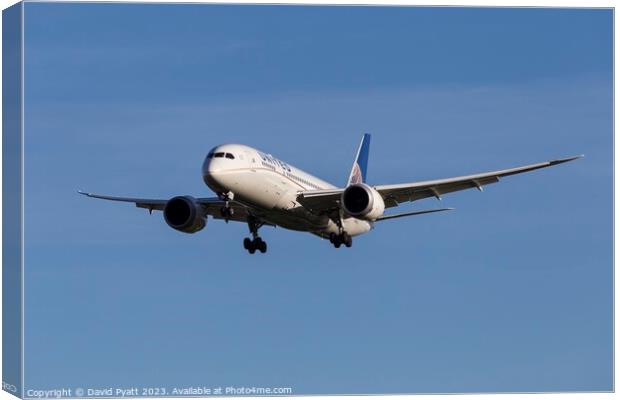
[347,133,371,185]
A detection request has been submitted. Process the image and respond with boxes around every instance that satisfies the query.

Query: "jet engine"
[163,196,206,233]
[341,183,385,221]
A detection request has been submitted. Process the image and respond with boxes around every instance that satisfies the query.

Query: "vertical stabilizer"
[347,133,371,185]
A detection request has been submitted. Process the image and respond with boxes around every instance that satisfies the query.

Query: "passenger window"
[214,152,225,158]
[225,153,235,159]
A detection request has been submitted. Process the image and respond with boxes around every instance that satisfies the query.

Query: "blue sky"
[22,3,611,394]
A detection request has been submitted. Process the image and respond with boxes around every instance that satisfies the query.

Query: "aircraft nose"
[202,152,220,174]
[204,160,219,174]
[202,158,226,191]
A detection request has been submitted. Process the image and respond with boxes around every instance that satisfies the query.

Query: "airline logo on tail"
[348,133,371,185]
[350,163,363,184]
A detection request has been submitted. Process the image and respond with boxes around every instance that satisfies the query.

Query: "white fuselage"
[202,144,372,238]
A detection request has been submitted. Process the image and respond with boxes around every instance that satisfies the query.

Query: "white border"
[0,2,615,400]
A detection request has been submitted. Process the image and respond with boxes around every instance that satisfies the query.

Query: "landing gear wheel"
[329,233,337,244]
[331,232,342,248]
[256,238,267,253]
[331,232,352,248]
[244,237,267,254]
[245,216,268,254]
[343,233,353,248]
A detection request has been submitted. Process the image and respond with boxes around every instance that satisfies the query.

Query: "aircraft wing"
[376,155,582,207]
[296,189,343,214]
[77,191,257,224]
[296,155,582,213]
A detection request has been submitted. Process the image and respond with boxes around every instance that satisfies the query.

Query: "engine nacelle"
[341,183,385,221]
[163,196,206,233]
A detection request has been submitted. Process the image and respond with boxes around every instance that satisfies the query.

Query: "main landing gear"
[244,237,267,254]
[243,217,267,254]
[329,232,352,248]
[329,210,352,249]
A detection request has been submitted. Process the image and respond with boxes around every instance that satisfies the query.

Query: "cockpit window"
[208,151,234,159]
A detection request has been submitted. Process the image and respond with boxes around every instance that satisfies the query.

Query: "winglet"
[549,154,584,166]
[347,133,371,185]
[77,190,95,197]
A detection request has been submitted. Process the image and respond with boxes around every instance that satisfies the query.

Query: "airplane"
[79,134,582,254]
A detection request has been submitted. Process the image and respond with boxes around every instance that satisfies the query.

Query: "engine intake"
[163,196,206,233]
[341,183,385,221]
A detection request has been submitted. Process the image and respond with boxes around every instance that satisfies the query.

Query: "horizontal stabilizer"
[375,207,455,222]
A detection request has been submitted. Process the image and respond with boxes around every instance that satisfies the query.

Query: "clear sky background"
[22,4,612,394]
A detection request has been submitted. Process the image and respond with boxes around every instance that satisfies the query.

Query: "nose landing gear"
[218,192,235,222]
[243,216,267,254]
[220,206,234,220]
